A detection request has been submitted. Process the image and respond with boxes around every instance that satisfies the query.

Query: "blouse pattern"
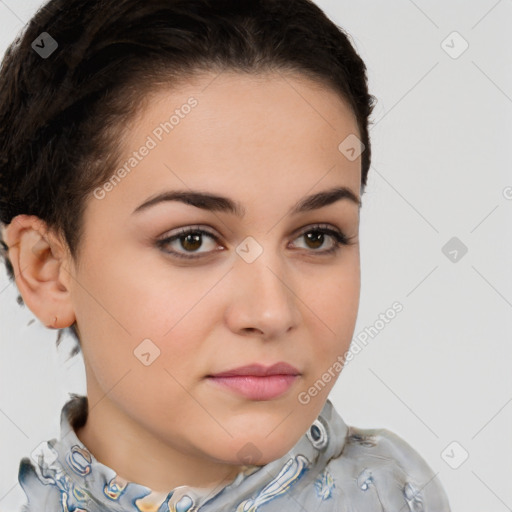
[18,394,451,511]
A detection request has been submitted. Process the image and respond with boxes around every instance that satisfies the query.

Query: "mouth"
[206,374,300,400]
[206,362,301,401]
[207,362,301,378]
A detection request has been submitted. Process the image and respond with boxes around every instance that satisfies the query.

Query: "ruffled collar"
[18,393,347,511]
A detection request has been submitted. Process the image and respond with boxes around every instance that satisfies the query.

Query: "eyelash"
[155,224,355,260]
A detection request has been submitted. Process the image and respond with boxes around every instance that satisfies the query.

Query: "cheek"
[74,259,223,373]
[76,246,210,331]
[303,261,360,327]
[72,261,217,411]
[302,263,360,371]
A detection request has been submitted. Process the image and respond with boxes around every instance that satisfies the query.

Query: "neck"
[74,388,243,493]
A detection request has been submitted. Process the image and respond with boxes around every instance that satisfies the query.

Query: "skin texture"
[4,71,362,492]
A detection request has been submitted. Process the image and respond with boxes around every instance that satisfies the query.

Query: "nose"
[224,248,301,340]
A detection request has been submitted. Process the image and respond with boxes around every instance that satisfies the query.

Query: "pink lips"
[207,362,300,400]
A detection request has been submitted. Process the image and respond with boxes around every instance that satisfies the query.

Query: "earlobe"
[3,214,76,329]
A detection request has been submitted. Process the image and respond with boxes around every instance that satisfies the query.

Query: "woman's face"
[60,71,362,486]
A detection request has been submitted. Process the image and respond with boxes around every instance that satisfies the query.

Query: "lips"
[206,362,301,400]
[208,362,300,378]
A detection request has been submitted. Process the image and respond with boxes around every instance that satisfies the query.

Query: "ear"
[3,214,76,329]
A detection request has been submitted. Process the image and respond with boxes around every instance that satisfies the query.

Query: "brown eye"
[291,225,349,254]
[303,230,326,250]
[156,227,221,259]
[180,232,203,252]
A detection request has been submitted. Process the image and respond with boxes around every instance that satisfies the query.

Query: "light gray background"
[1,1,511,511]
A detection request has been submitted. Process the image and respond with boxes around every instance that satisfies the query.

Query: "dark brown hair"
[0,0,376,355]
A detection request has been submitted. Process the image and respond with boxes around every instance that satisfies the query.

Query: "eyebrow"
[132,185,361,217]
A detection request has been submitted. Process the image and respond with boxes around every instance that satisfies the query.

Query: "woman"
[0,0,451,510]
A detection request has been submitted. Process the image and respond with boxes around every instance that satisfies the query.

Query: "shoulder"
[324,424,451,510]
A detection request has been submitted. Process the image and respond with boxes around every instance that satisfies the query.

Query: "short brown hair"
[0,0,376,352]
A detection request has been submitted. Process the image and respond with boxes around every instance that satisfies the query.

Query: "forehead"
[85,71,362,224]
[126,70,360,147]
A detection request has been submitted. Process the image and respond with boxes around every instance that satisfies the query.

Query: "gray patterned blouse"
[18,393,451,511]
